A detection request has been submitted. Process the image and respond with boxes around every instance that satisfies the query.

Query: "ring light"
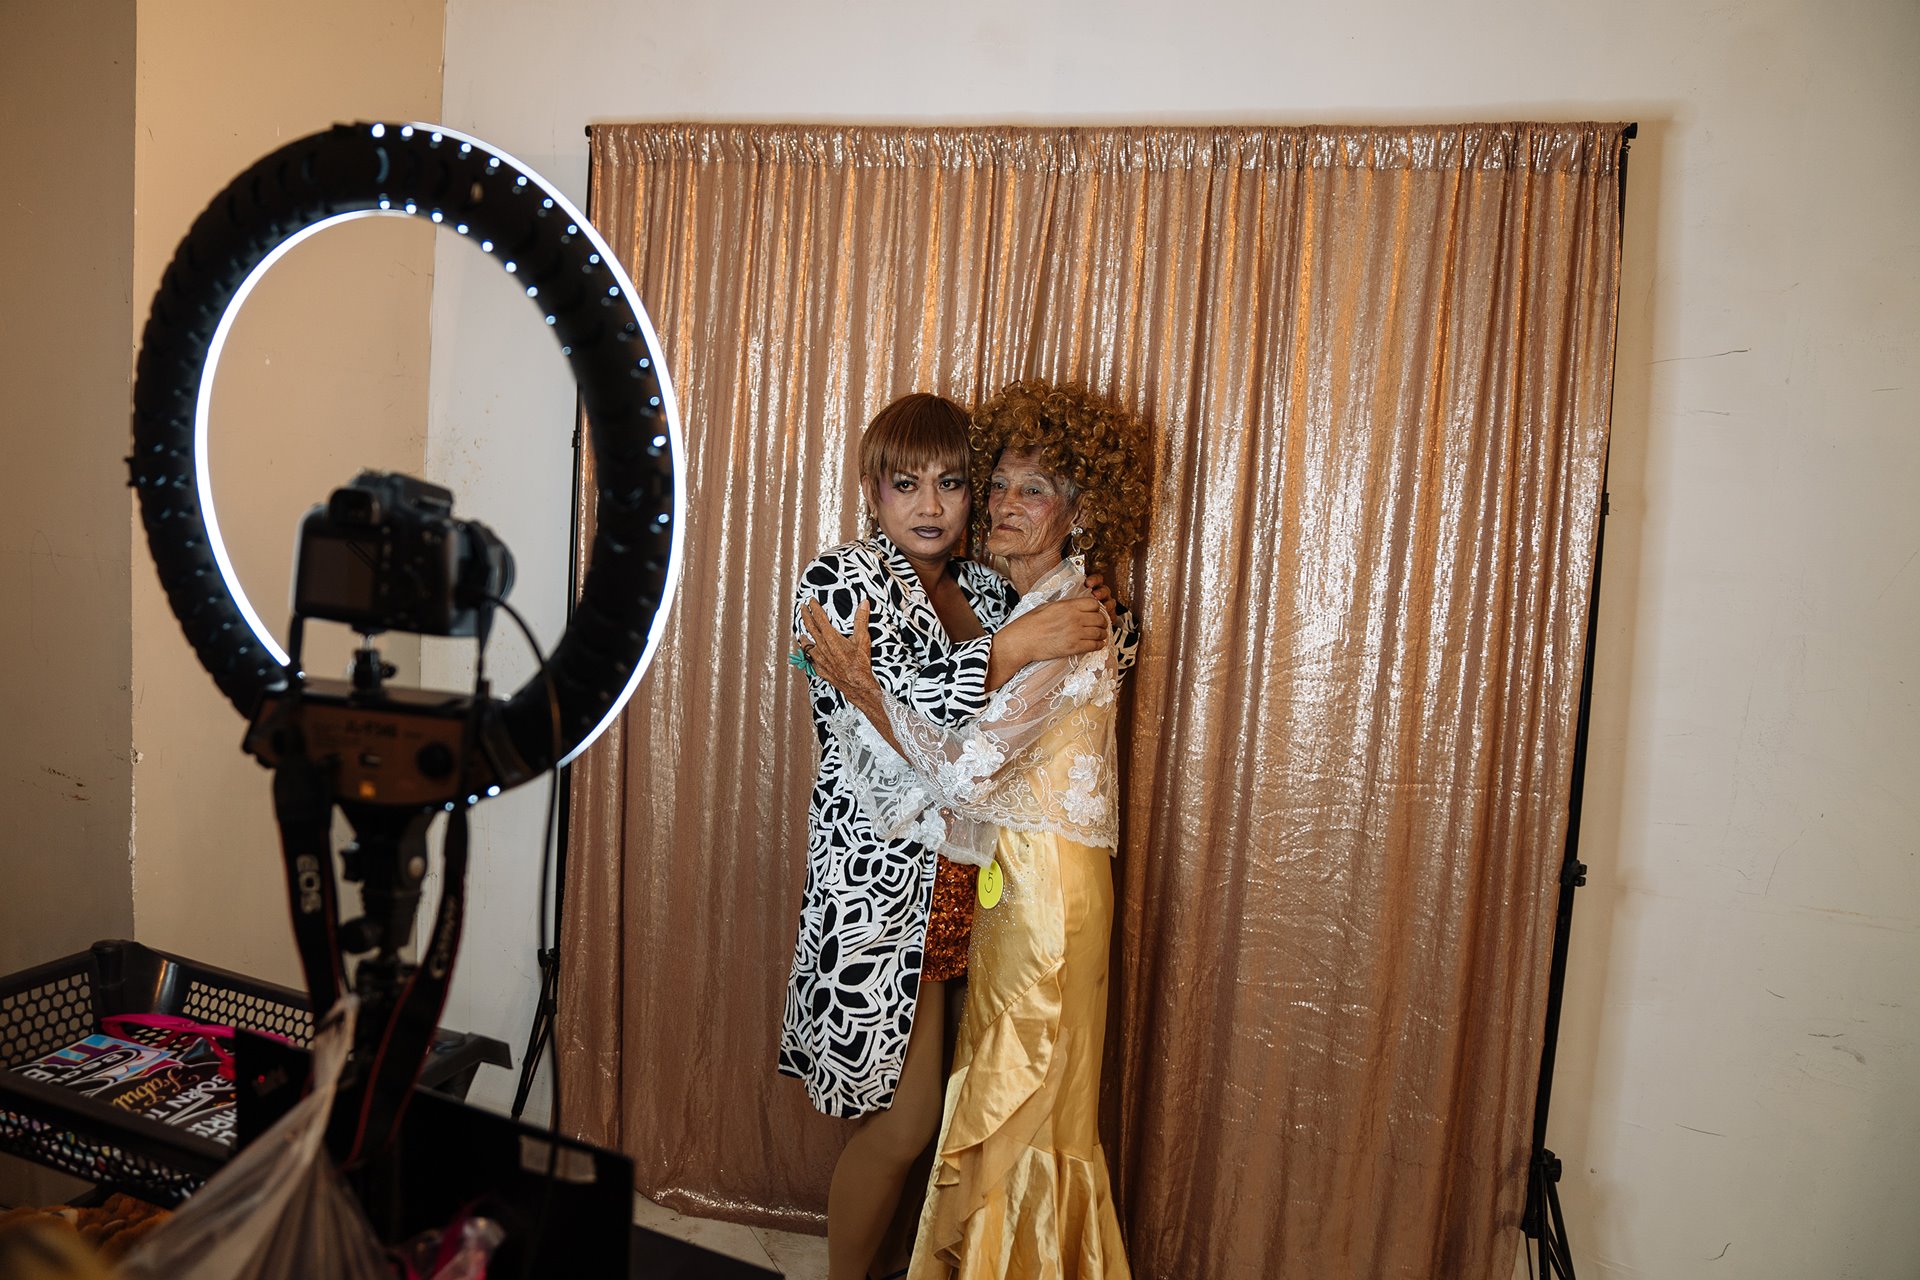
[130,122,684,778]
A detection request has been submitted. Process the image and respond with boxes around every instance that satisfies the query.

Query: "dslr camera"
[293,471,514,637]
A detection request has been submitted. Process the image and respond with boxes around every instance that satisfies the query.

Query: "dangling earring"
[1067,524,1092,572]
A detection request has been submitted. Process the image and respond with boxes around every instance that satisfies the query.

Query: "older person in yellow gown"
[802,380,1149,1280]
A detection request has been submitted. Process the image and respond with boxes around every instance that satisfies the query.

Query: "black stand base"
[1522,1147,1575,1279]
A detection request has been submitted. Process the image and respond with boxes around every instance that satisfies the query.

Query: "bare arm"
[984,597,1108,690]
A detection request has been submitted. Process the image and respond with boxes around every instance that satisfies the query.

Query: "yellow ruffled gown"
[908,804,1130,1277]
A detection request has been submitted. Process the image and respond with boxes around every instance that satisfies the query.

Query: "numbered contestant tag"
[978,859,1004,909]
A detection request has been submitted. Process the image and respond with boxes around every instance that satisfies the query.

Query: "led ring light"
[130,122,684,779]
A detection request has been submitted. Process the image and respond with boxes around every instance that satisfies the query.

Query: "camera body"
[293,471,514,637]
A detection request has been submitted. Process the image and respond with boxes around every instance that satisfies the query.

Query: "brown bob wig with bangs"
[858,393,972,494]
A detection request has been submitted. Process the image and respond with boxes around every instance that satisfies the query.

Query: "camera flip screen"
[294,527,382,628]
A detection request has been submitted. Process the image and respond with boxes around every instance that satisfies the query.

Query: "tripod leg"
[1546,1175,1575,1279]
[511,947,558,1119]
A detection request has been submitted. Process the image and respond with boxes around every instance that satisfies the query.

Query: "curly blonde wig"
[968,380,1151,574]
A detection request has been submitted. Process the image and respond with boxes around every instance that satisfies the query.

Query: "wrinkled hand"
[799,597,880,701]
[999,596,1109,665]
[1085,573,1118,623]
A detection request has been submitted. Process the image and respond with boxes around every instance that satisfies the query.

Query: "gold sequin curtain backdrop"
[560,122,1626,1278]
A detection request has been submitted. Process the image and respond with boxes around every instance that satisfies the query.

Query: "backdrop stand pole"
[1520,479,1603,1280]
[1520,120,1634,1279]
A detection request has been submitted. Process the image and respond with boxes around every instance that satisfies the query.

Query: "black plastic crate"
[0,939,508,1205]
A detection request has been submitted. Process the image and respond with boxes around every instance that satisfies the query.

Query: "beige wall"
[129,0,444,986]
[0,1,138,976]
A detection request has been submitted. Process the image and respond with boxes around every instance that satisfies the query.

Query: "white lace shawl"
[825,558,1120,866]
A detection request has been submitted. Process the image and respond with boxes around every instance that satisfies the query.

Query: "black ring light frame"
[130,121,685,780]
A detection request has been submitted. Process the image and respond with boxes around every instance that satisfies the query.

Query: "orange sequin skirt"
[922,856,978,981]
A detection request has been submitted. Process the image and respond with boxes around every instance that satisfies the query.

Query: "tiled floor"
[633,1193,828,1279]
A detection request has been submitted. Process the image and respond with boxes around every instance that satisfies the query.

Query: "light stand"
[128,119,687,1260]
[511,397,587,1122]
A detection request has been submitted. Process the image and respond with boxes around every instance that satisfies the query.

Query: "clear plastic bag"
[115,996,391,1280]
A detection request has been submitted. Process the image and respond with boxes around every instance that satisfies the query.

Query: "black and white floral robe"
[780,533,1020,1118]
